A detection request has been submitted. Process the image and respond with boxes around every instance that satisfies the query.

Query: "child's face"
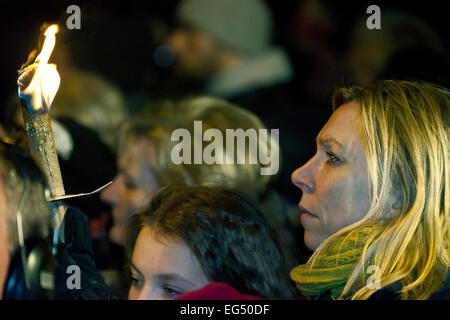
[128,226,210,300]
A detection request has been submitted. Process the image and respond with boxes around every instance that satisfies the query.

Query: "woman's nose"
[291,162,315,194]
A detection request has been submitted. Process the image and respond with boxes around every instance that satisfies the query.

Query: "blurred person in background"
[166,0,293,103]
[0,141,53,300]
[0,143,114,300]
[345,10,447,87]
[164,0,310,203]
[101,96,308,271]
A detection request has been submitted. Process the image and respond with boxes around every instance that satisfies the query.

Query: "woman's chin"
[303,231,323,252]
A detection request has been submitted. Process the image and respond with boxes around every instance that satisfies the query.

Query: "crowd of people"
[0,0,449,300]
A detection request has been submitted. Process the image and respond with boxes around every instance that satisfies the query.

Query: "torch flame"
[18,24,60,114]
[36,24,59,65]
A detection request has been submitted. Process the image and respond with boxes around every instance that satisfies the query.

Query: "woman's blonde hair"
[313,80,449,299]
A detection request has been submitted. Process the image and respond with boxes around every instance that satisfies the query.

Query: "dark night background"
[0,0,448,108]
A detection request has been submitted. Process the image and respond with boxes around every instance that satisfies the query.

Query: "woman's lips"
[298,205,318,219]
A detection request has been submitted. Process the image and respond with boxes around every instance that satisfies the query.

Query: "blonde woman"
[291,80,449,299]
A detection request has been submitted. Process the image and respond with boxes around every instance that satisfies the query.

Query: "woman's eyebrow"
[316,136,344,150]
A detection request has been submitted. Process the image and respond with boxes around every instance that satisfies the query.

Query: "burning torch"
[17,24,112,245]
[17,24,66,232]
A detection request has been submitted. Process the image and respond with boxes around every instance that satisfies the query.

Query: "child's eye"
[163,286,183,298]
[131,276,144,289]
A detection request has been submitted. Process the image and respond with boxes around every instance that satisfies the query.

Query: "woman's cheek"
[317,176,349,235]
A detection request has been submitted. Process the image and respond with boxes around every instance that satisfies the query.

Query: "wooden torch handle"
[21,103,66,228]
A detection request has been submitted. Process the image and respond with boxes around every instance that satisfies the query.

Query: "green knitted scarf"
[291,227,374,299]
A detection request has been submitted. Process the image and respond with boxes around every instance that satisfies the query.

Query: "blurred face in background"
[128,226,210,300]
[101,137,159,245]
[165,27,221,80]
[291,102,371,250]
[0,178,10,300]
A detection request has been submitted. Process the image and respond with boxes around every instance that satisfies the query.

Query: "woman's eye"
[326,152,340,166]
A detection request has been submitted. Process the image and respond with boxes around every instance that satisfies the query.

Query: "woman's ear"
[382,186,403,219]
[388,203,401,218]
[386,194,402,219]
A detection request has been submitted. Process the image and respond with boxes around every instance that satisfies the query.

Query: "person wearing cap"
[165,0,310,224]
[166,0,293,103]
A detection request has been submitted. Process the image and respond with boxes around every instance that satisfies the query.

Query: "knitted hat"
[175,0,273,57]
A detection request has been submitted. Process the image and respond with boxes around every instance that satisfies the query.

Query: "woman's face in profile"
[100,137,160,245]
[128,226,210,300]
[291,102,371,251]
